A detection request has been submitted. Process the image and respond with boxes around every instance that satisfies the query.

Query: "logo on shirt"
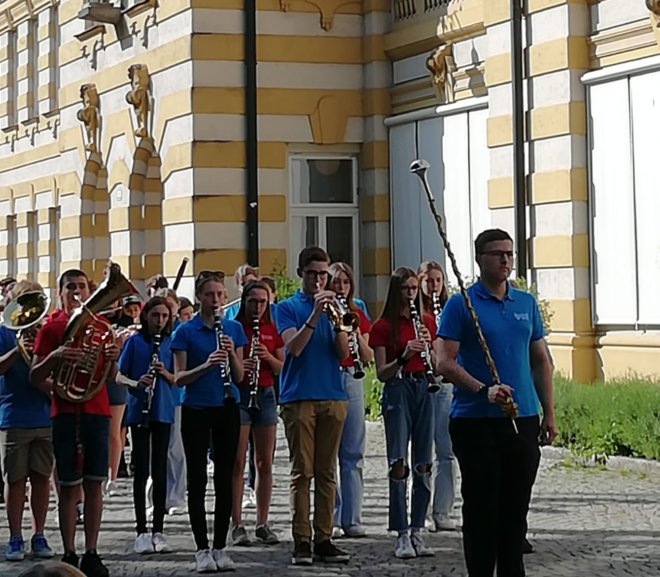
[262,334,274,341]
[514,312,529,321]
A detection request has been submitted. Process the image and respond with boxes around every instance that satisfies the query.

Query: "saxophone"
[140,332,161,429]
[247,315,260,410]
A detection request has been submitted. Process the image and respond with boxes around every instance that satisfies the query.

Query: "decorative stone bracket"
[426,44,456,104]
[279,0,360,31]
[76,25,106,70]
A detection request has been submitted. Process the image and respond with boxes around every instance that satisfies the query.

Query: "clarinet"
[140,332,162,429]
[214,308,236,404]
[409,299,439,393]
[349,332,365,379]
[247,315,261,410]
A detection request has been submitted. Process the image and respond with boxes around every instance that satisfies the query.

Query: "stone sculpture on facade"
[126,64,151,139]
[426,44,456,104]
[77,83,100,153]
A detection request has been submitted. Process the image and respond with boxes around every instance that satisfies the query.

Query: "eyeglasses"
[303,270,329,280]
[480,250,514,260]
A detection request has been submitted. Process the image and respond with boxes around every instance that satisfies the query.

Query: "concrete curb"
[542,445,660,474]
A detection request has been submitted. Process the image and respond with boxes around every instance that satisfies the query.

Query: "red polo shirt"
[370,313,437,373]
[33,310,111,418]
[339,308,371,368]
[239,316,284,388]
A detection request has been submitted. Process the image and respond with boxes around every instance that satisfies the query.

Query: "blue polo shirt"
[224,302,240,321]
[118,333,175,425]
[0,326,51,429]
[438,281,544,419]
[276,290,346,404]
[170,315,248,409]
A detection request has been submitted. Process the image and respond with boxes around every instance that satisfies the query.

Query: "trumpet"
[3,291,51,364]
[325,295,360,333]
[140,332,161,429]
[409,299,439,393]
[214,308,235,404]
[247,315,260,411]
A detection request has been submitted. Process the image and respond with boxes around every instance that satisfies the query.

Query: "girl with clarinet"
[116,296,175,555]
[370,267,438,560]
[171,271,247,573]
[231,280,284,546]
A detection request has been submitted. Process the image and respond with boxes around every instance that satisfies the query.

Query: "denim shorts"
[106,379,127,406]
[239,386,278,427]
[52,414,110,486]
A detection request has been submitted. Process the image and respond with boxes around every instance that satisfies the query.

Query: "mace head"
[410,159,430,175]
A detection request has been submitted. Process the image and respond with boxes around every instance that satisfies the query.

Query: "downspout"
[511,0,527,279]
[245,0,259,267]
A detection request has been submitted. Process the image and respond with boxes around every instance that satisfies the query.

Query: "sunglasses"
[196,270,226,282]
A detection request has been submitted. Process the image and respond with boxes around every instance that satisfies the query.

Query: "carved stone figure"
[126,64,151,139]
[77,83,100,153]
[647,0,660,16]
[426,44,456,104]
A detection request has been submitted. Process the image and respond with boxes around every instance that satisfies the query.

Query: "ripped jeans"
[381,375,434,532]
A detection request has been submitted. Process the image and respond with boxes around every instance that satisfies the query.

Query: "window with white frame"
[588,71,660,328]
[288,156,360,277]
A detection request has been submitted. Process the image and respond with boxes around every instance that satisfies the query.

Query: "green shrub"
[554,376,660,463]
[363,364,383,421]
[269,259,298,302]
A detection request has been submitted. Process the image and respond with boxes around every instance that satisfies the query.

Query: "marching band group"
[0,226,556,577]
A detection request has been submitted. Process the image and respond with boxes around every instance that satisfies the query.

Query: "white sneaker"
[394,533,416,559]
[431,512,456,532]
[410,531,434,557]
[152,532,171,553]
[212,548,235,572]
[195,549,217,573]
[134,533,154,554]
[241,488,256,509]
[331,526,343,539]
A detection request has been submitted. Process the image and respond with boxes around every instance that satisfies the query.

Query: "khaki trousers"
[281,400,348,544]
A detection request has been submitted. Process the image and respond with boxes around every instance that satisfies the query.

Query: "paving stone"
[2,422,660,576]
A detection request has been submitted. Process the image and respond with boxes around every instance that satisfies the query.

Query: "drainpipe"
[511,0,527,279]
[245,0,259,267]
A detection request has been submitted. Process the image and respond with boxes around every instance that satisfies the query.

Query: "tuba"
[3,291,51,364]
[53,261,140,403]
[325,296,360,333]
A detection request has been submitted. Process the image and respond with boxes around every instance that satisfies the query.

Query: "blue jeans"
[333,369,366,530]
[432,382,457,515]
[381,376,433,532]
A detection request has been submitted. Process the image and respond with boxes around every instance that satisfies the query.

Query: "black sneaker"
[80,550,109,577]
[291,541,313,565]
[62,551,79,568]
[313,540,350,563]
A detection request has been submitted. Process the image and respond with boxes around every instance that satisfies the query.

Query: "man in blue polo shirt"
[276,246,351,566]
[435,229,556,577]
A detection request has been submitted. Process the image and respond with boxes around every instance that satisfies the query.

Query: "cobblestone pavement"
[2,422,660,576]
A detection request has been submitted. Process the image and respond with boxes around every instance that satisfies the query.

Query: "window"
[289,156,360,277]
[389,106,490,284]
[588,71,660,328]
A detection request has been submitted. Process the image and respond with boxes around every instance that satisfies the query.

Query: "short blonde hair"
[233,264,258,289]
[9,280,43,300]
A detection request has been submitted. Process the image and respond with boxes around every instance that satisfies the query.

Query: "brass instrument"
[140,332,161,429]
[411,159,519,430]
[325,295,360,333]
[214,308,235,404]
[3,291,51,364]
[53,261,140,403]
[409,299,439,393]
[247,314,260,410]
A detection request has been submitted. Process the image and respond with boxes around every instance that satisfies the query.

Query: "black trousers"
[449,416,541,577]
[182,404,240,550]
[131,421,171,535]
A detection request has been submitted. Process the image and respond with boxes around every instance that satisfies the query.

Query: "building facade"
[0,0,657,381]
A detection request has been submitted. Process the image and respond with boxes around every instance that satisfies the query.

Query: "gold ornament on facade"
[126,64,151,139]
[278,0,360,31]
[648,0,660,47]
[77,83,100,153]
[647,0,660,16]
[426,44,456,104]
